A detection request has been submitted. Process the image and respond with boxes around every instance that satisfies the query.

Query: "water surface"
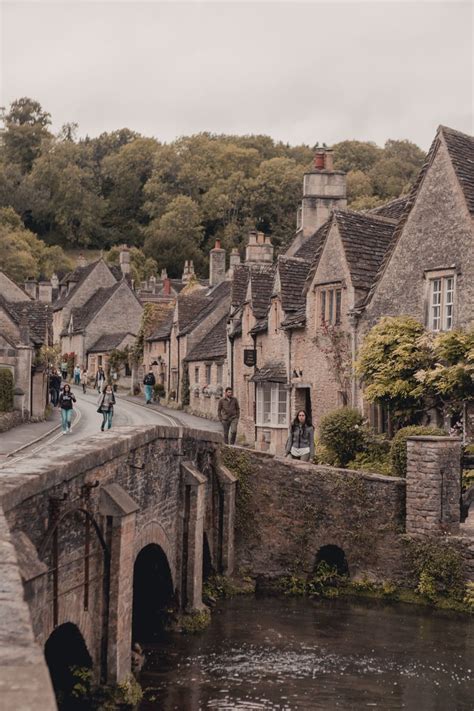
[139,596,473,710]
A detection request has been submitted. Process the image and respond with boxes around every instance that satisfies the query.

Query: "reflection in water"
[139,597,473,710]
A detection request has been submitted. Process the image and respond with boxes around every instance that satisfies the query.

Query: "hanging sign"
[244,349,256,367]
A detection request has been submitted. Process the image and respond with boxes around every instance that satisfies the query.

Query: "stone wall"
[0,409,23,433]
[224,447,407,581]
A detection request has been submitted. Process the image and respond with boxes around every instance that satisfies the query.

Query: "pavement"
[0,387,221,467]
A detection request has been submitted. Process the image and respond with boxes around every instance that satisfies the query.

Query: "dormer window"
[426,271,455,332]
[318,284,342,326]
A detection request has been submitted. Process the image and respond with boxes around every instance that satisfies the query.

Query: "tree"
[333,140,382,173]
[356,316,433,428]
[346,169,373,202]
[1,97,51,173]
[0,207,72,281]
[144,196,205,277]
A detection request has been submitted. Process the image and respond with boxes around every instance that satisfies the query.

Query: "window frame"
[317,283,343,326]
[425,270,456,332]
[256,382,288,428]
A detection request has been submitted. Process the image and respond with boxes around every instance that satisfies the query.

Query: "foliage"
[220,448,254,538]
[130,303,158,364]
[0,207,73,281]
[463,582,474,611]
[348,434,392,476]
[181,362,190,406]
[0,368,14,412]
[34,343,61,368]
[314,322,352,405]
[390,425,447,477]
[154,382,165,398]
[1,97,51,173]
[107,347,130,376]
[406,538,466,602]
[179,608,211,633]
[319,408,366,467]
[105,245,157,284]
[356,316,433,427]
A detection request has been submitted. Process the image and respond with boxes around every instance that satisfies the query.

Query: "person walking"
[218,386,240,445]
[80,367,88,394]
[143,369,156,404]
[97,383,116,431]
[95,367,106,393]
[58,384,76,434]
[49,368,61,407]
[60,359,68,381]
[285,410,315,462]
[73,364,81,385]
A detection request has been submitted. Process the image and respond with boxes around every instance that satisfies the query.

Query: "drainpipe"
[287,329,292,423]
[230,335,234,390]
[167,337,171,396]
[349,310,360,411]
[252,333,257,445]
[177,335,180,402]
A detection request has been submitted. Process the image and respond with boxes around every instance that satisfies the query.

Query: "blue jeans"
[61,408,72,432]
[144,384,153,403]
[74,373,80,385]
[101,410,113,429]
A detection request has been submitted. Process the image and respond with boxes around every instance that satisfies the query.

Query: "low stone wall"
[221,447,407,581]
[0,409,23,433]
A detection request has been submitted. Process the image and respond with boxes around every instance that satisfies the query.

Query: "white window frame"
[426,270,456,332]
[205,363,212,384]
[317,284,342,326]
[256,382,288,428]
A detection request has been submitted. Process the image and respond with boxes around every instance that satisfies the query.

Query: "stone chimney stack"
[119,245,130,277]
[163,277,171,296]
[24,279,38,300]
[51,273,59,290]
[209,238,226,287]
[160,268,168,280]
[229,248,241,270]
[182,260,190,283]
[78,253,87,268]
[245,230,274,265]
[149,275,157,293]
[38,281,53,303]
[298,147,346,239]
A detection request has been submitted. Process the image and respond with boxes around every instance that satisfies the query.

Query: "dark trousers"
[50,388,59,406]
[222,419,237,445]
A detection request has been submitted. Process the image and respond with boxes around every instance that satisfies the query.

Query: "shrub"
[319,408,366,467]
[154,383,165,397]
[390,425,447,477]
[0,368,14,412]
[348,433,392,475]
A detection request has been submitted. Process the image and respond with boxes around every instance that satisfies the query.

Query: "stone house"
[185,314,228,418]
[59,280,143,375]
[143,304,175,388]
[87,332,136,384]
[0,273,52,418]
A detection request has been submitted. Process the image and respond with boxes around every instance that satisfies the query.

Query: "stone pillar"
[181,461,207,610]
[99,484,139,683]
[217,464,237,575]
[406,436,462,535]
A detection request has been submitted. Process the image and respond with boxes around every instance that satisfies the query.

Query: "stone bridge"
[0,425,235,708]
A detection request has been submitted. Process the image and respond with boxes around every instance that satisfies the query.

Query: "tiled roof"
[185,314,228,362]
[292,220,331,261]
[249,318,268,335]
[250,361,287,383]
[0,296,52,345]
[231,265,251,308]
[249,265,276,319]
[146,304,175,342]
[53,261,101,311]
[281,306,306,330]
[370,196,410,221]
[88,332,134,353]
[334,211,397,300]
[65,282,122,334]
[178,280,231,336]
[441,125,474,213]
[277,256,311,313]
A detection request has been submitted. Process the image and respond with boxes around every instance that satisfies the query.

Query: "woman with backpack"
[285,410,315,461]
[97,383,116,431]
[58,384,76,434]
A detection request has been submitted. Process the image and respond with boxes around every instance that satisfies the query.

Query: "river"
[138,596,473,710]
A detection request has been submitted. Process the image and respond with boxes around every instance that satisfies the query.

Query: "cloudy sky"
[1,0,472,149]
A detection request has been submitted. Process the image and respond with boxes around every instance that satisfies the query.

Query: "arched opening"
[44,623,92,710]
[202,532,214,582]
[314,545,349,576]
[132,544,174,644]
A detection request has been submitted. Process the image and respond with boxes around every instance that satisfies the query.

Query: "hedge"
[0,368,14,412]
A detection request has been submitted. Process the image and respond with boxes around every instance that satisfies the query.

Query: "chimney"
[38,281,53,303]
[24,279,37,300]
[245,230,274,265]
[119,245,130,277]
[163,277,171,296]
[51,273,59,290]
[149,275,157,293]
[209,238,226,287]
[188,261,195,279]
[294,146,347,241]
[182,260,189,283]
[160,268,168,280]
[78,253,87,268]
[229,248,241,269]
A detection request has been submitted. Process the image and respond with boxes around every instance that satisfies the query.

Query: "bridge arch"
[132,543,175,644]
[44,622,92,705]
[133,519,176,587]
[314,544,349,576]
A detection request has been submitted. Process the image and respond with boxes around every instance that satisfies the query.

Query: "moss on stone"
[179,607,211,634]
[220,447,254,538]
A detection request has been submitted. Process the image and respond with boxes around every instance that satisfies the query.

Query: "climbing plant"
[0,368,14,412]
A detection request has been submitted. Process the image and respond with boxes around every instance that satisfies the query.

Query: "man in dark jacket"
[49,369,61,406]
[217,387,240,444]
[143,369,156,404]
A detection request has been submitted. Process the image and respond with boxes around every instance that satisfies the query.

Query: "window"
[205,364,212,384]
[256,383,288,427]
[428,275,455,331]
[319,286,342,325]
[216,364,223,384]
[194,366,200,383]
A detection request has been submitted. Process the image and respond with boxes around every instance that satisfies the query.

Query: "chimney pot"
[314,151,325,170]
[214,238,222,250]
[163,277,171,296]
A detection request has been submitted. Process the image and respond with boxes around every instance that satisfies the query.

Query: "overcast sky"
[1,0,473,150]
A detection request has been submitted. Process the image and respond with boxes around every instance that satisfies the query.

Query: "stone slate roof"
[277,256,311,313]
[64,282,122,335]
[0,296,52,345]
[185,314,228,362]
[249,318,268,335]
[250,362,287,383]
[178,280,231,336]
[292,220,331,262]
[370,196,410,221]
[231,265,251,308]
[146,303,175,342]
[249,265,276,319]
[88,332,135,353]
[441,125,474,214]
[53,261,101,311]
[281,306,306,331]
